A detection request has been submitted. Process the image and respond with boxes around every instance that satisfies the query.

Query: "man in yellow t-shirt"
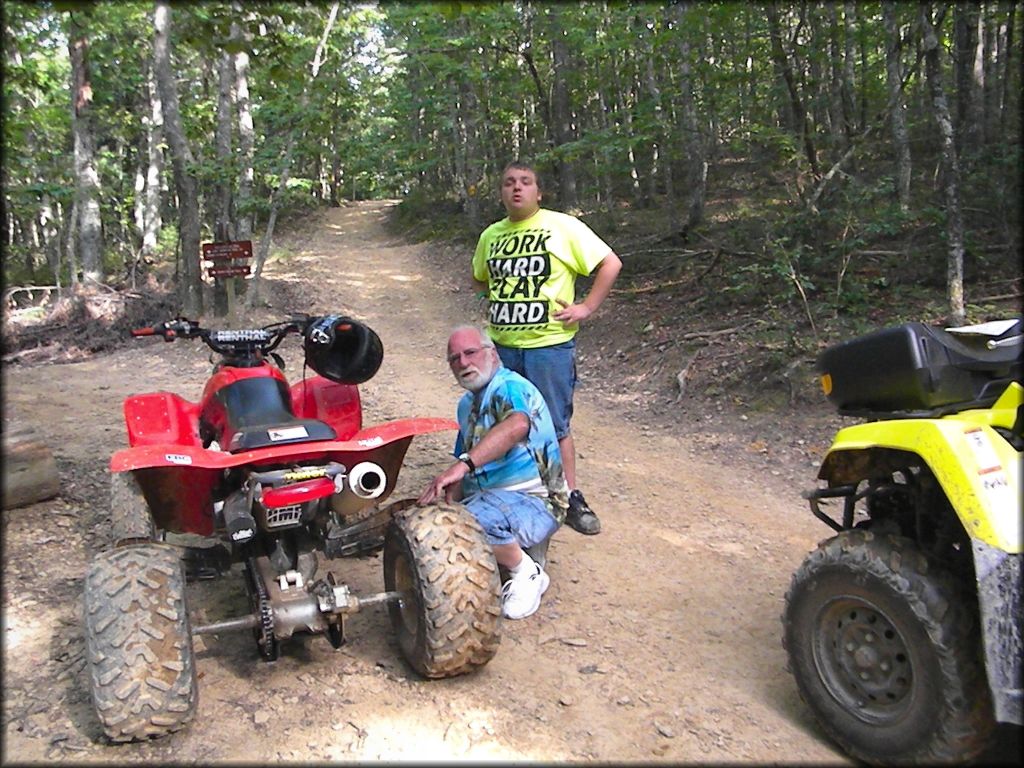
[472,161,622,535]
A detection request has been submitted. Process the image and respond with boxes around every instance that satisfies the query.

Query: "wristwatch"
[457,452,477,472]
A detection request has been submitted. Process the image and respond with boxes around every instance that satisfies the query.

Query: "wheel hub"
[815,599,913,722]
[853,644,878,669]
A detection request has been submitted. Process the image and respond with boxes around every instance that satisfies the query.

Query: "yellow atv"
[783,319,1022,764]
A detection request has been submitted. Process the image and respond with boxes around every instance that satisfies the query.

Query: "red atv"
[83,315,502,742]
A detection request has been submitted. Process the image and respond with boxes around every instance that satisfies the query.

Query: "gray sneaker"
[566,490,601,535]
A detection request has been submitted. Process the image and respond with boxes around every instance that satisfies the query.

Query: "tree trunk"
[2,423,60,510]
[998,1,1015,139]
[153,0,202,317]
[546,4,578,209]
[450,78,469,214]
[232,16,255,240]
[18,215,36,280]
[595,86,614,216]
[39,194,61,289]
[214,47,234,242]
[982,4,997,144]
[211,43,235,316]
[142,63,163,260]
[806,6,831,141]
[953,2,982,155]
[67,15,103,288]
[675,1,706,230]
[741,8,755,136]
[882,1,912,212]
[247,1,339,307]
[462,79,483,232]
[641,16,676,230]
[921,4,966,326]
[449,12,482,230]
[603,12,642,206]
[842,2,859,140]
[766,4,819,177]
[65,200,79,286]
[133,161,146,248]
[825,6,845,146]
[330,89,343,207]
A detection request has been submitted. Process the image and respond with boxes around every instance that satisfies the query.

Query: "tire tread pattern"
[84,543,197,742]
[385,502,502,678]
[782,529,994,764]
[110,472,155,544]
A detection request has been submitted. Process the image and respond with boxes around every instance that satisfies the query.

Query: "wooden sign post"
[202,241,252,319]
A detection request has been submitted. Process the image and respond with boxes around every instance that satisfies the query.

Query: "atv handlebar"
[132,318,203,342]
[131,317,308,357]
[132,312,383,385]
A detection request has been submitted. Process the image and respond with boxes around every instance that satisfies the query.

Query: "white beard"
[457,357,497,392]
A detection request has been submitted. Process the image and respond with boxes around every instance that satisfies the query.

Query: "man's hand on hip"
[552,297,592,326]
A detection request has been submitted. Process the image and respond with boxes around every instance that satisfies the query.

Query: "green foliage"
[391,185,470,242]
[1,0,1020,347]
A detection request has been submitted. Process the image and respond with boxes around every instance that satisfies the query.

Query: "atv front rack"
[802,484,859,532]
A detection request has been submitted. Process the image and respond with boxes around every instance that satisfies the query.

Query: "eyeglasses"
[447,347,487,365]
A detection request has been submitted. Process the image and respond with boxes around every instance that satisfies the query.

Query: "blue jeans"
[496,340,576,439]
[461,489,559,548]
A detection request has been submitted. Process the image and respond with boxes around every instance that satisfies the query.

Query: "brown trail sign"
[202,240,253,317]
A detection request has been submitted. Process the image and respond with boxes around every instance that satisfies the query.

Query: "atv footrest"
[181,544,232,581]
[324,509,392,558]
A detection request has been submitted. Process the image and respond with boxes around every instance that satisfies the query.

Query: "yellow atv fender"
[819,381,1022,552]
[817,381,1023,725]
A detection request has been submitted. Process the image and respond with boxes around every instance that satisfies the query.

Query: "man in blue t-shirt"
[418,325,568,620]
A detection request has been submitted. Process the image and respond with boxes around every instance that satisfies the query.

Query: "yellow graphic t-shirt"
[473,208,611,348]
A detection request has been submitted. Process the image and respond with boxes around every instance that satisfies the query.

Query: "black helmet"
[303,314,383,384]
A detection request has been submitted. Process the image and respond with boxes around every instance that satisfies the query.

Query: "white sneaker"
[501,562,550,620]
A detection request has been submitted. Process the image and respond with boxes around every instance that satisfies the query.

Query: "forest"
[2,0,1021,337]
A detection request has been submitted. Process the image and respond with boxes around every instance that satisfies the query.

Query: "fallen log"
[2,423,60,509]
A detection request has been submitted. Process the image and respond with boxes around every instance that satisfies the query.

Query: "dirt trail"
[2,201,872,762]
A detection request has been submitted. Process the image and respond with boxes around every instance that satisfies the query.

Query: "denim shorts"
[462,489,559,548]
[496,340,576,439]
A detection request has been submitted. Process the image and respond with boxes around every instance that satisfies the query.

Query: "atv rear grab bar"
[987,333,1023,349]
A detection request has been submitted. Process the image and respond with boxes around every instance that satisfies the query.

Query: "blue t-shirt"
[454,367,569,522]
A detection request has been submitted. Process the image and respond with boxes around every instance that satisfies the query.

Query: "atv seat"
[228,419,337,452]
[927,324,1022,372]
[212,376,338,452]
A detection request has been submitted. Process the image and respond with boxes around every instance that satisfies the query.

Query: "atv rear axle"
[190,588,405,636]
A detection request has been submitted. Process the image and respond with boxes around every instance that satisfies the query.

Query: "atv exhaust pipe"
[347,461,387,499]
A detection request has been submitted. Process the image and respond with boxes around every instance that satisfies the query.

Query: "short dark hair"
[501,160,542,191]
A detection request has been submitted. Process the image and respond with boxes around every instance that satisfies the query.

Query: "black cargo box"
[818,321,1021,416]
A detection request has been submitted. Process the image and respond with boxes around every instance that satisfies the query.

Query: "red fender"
[123,392,202,448]
[110,418,457,472]
[122,376,364,448]
[109,417,457,536]
[290,375,362,439]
